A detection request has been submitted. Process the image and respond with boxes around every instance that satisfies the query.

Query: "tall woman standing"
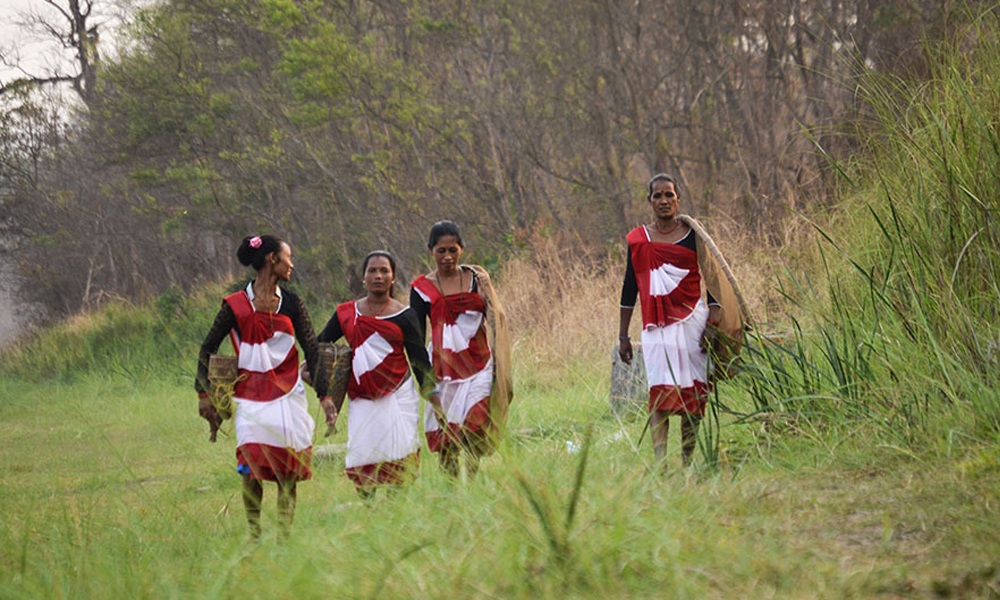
[316,251,434,497]
[196,235,333,539]
[410,221,511,477]
[618,175,724,467]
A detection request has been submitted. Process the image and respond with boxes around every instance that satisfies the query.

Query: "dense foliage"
[739,6,1000,442]
[2,0,981,318]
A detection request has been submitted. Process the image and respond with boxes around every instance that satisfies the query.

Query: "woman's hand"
[198,394,222,442]
[429,391,448,430]
[320,397,338,436]
[618,337,633,365]
[700,314,721,354]
[300,360,314,387]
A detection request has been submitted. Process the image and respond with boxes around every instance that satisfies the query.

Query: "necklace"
[251,283,279,313]
[654,220,680,236]
[365,297,390,317]
[435,269,464,296]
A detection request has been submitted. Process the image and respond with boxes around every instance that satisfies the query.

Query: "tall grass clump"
[0,283,232,383]
[498,233,622,394]
[740,7,1000,447]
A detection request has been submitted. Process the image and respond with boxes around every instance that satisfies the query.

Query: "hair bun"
[236,234,284,270]
[237,236,258,266]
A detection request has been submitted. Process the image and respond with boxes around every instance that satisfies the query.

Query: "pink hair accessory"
[249,236,262,249]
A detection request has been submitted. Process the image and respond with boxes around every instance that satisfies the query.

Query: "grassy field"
[1,351,999,599]
[5,8,1000,600]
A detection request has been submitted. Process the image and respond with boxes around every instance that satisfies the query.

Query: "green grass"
[5,6,1000,599]
[0,365,998,599]
[729,6,1000,454]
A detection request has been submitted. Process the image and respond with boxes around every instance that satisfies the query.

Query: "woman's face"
[271,242,294,282]
[649,180,679,220]
[431,235,463,274]
[364,255,394,295]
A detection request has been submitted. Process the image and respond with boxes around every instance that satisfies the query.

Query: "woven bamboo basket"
[320,343,351,411]
[207,354,237,419]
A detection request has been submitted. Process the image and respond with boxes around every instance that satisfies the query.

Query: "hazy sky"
[1,0,133,88]
[0,0,135,344]
[2,0,74,83]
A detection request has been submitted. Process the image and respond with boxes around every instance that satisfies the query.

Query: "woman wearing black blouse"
[618,175,722,467]
[196,234,333,539]
[316,251,436,497]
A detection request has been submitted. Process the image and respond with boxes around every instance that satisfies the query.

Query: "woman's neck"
[253,271,279,299]
[652,216,680,235]
[366,291,391,305]
[436,265,461,279]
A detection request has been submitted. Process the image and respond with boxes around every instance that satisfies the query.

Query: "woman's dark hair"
[427,220,463,249]
[237,235,285,271]
[647,173,678,200]
[362,250,397,298]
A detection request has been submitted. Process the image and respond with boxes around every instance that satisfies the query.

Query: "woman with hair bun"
[196,234,334,539]
[316,251,434,498]
[410,221,512,478]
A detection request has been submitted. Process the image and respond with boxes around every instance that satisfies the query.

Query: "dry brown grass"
[497,234,621,387]
[703,211,827,325]
[495,216,822,389]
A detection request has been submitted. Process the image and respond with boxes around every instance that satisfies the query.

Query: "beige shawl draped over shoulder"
[678,215,752,378]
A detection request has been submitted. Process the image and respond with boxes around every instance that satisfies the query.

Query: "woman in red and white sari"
[410,221,498,477]
[196,235,334,539]
[317,251,434,497]
[618,175,722,466]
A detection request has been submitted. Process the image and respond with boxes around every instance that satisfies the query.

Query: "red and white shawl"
[225,285,314,481]
[627,227,710,415]
[626,226,703,330]
[335,301,420,487]
[411,274,493,451]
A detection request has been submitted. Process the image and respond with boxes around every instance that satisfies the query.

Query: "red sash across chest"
[411,275,491,380]
[626,226,702,328]
[336,301,410,400]
[225,291,300,402]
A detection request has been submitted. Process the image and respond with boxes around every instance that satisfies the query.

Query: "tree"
[1,0,987,322]
[1,0,101,106]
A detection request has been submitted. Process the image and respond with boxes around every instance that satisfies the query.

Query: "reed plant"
[2,347,997,599]
[732,6,1000,451]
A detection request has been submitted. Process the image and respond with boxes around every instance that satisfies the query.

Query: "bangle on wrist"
[618,335,630,341]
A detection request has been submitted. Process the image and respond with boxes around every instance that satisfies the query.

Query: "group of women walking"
[195,221,506,537]
[195,175,742,538]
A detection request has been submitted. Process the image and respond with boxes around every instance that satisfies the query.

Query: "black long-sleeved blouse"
[317,305,434,396]
[620,228,720,309]
[195,287,329,398]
